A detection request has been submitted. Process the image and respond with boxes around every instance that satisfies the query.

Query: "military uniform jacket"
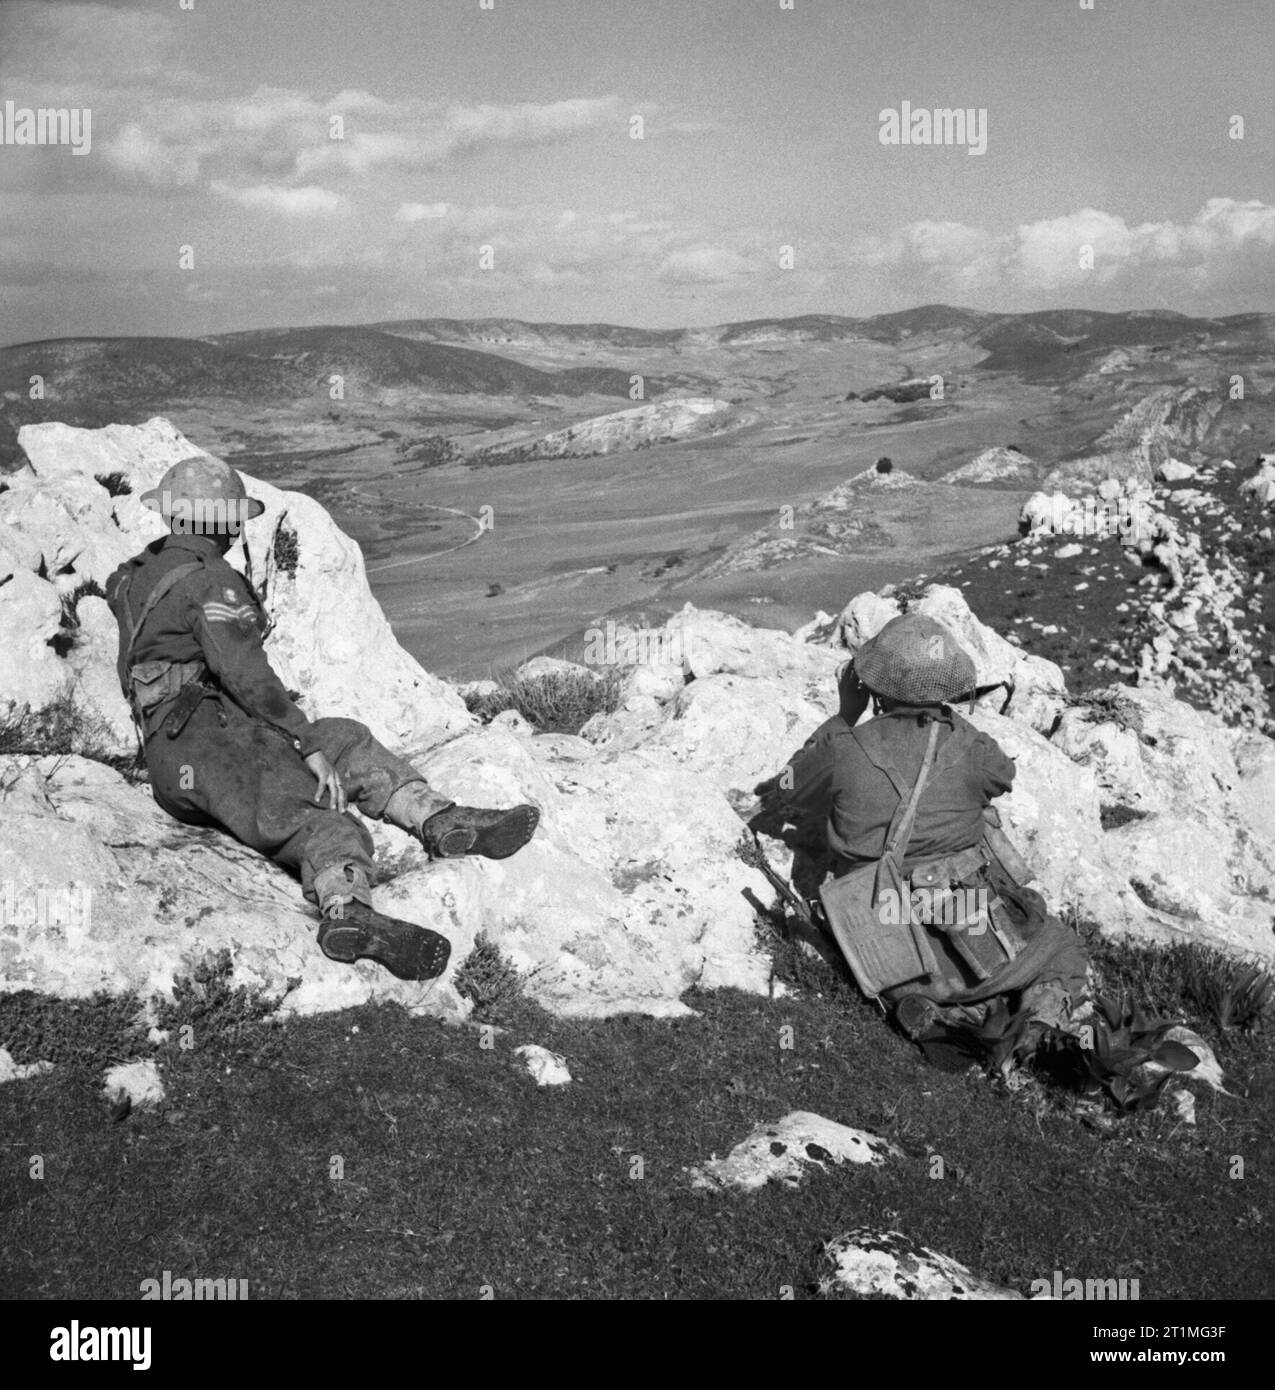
[105,532,323,755]
[775,706,1017,871]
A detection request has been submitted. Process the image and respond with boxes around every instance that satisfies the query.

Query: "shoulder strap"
[872,719,941,908]
[121,559,205,674]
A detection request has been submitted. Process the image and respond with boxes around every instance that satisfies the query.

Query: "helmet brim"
[140,489,265,520]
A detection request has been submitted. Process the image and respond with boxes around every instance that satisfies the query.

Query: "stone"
[103,1059,165,1109]
[819,1229,1027,1300]
[688,1112,900,1191]
[514,1044,572,1086]
[0,1048,55,1084]
[1157,458,1196,483]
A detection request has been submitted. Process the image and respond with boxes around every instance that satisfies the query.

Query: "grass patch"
[1089,935,1275,1040]
[0,973,1270,1299]
[463,666,623,735]
[0,685,117,761]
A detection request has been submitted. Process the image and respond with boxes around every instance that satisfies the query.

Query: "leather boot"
[419,803,539,860]
[317,900,451,981]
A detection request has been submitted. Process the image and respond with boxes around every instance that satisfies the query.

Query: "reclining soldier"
[106,456,539,982]
[751,612,1088,1045]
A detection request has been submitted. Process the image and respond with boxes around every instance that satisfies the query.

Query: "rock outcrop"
[1041,386,1223,492]
[2,417,1272,1027]
[942,446,1033,485]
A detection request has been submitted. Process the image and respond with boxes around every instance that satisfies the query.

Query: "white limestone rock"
[942,446,1033,485]
[103,1059,166,1109]
[0,1048,55,1084]
[1157,458,1196,483]
[820,1228,1027,1300]
[688,1112,900,1192]
[514,1044,572,1086]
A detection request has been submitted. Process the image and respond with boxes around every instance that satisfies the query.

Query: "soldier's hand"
[838,661,871,724]
[305,751,347,813]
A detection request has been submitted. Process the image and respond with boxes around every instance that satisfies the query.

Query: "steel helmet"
[141,455,264,532]
[853,612,977,706]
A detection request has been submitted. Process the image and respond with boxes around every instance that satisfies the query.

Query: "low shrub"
[464,666,623,734]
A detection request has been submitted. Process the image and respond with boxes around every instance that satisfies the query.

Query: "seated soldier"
[753,612,1088,1043]
[106,456,539,983]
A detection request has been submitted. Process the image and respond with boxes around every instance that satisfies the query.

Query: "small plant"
[272,518,299,577]
[1180,952,1274,1033]
[875,456,893,474]
[94,471,132,496]
[154,947,278,1056]
[1089,936,1274,1035]
[452,933,527,1020]
[0,685,116,760]
[48,578,108,655]
[1038,994,1198,1113]
[1067,688,1146,735]
[463,667,622,735]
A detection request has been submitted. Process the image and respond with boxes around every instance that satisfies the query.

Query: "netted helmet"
[852,612,977,706]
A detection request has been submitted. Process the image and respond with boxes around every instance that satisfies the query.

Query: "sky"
[0,0,1272,342]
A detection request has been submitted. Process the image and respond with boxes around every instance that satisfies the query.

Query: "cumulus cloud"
[659,244,757,286]
[211,182,349,216]
[845,199,1275,302]
[89,84,629,191]
[396,201,452,222]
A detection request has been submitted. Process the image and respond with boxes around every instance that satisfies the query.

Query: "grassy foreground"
[1,934,1271,1302]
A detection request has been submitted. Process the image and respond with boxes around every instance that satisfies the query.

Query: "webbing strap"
[871,719,941,912]
[881,719,941,865]
[116,559,204,697]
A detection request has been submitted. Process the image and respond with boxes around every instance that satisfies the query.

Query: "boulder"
[689,1112,899,1191]
[1158,458,1196,483]
[820,1229,1028,1300]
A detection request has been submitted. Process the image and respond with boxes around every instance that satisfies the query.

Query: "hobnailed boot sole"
[429,804,540,861]
[319,907,452,982]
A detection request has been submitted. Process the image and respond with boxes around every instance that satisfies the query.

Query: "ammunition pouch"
[819,838,1029,1004]
[128,660,209,739]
